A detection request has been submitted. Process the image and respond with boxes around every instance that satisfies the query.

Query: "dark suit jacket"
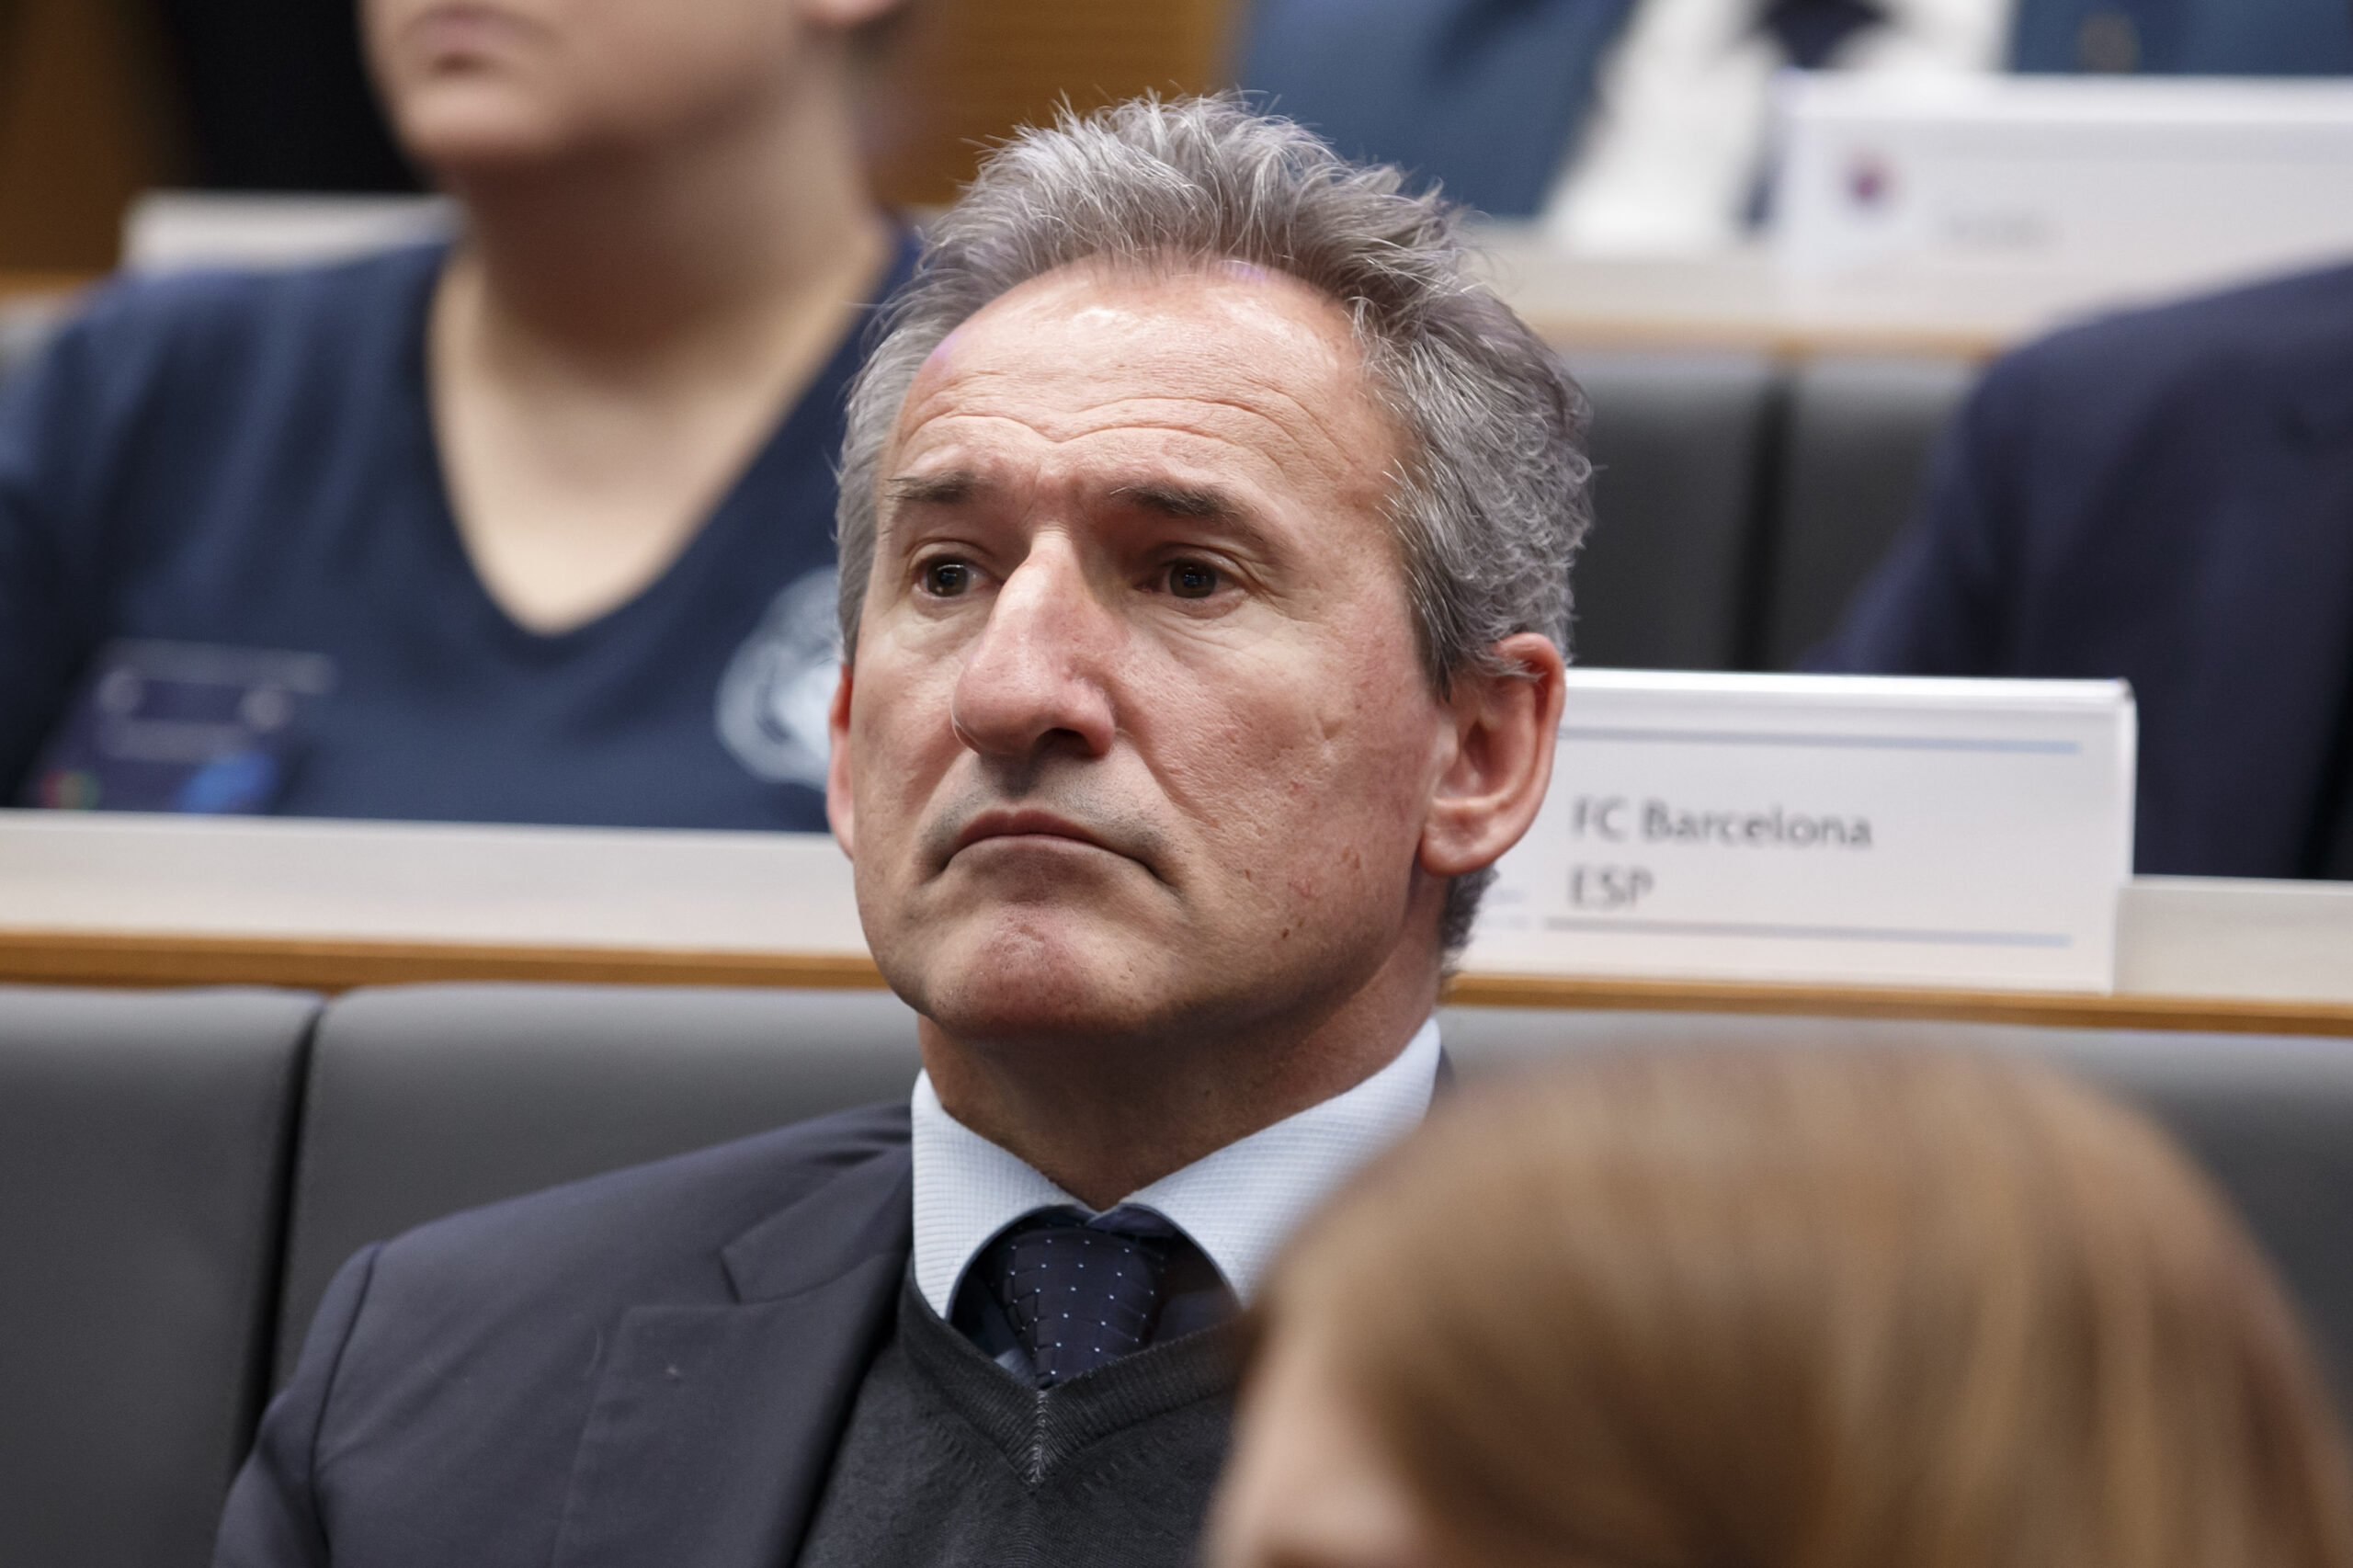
[1811,262,2353,878]
[213,1103,915,1568]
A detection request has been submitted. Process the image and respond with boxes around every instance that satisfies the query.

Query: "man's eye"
[923,560,974,597]
[1166,561,1221,599]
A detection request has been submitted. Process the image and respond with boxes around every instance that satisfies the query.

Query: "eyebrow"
[885,472,983,507]
[883,472,1279,557]
[887,474,1248,523]
[1108,481,1244,521]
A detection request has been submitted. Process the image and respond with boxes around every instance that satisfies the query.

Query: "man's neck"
[919,950,1443,1210]
[435,51,889,370]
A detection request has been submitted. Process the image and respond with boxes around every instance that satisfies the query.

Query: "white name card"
[1464,672,2136,993]
[1771,74,2353,302]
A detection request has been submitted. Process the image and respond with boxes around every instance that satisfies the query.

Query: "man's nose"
[949,539,1120,761]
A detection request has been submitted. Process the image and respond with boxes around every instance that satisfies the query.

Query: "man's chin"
[879,914,1177,1045]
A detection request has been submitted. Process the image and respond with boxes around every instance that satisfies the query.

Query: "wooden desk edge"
[1440,971,2353,1038]
[4,929,2350,1037]
[0,929,886,993]
[1525,312,2012,362]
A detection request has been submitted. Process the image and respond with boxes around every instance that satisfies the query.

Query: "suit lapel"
[551,1142,913,1568]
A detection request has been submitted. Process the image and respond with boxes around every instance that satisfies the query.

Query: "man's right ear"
[1417,632,1566,883]
[826,663,857,859]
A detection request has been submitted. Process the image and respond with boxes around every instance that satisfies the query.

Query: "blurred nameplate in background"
[1773,74,2353,309]
[863,0,1237,208]
[1467,673,2137,994]
[1484,76,2353,361]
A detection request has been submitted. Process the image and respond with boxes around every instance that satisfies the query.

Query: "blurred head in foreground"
[1211,1048,2353,1568]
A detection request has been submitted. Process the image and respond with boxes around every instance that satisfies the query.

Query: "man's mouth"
[949,809,1120,858]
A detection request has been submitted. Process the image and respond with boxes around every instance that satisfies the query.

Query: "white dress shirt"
[910,1017,1443,1317]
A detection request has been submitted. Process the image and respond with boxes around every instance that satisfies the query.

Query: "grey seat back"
[276,983,925,1384]
[1441,1006,2353,1405]
[1760,354,1975,668]
[0,985,315,1568]
[1565,350,1781,670]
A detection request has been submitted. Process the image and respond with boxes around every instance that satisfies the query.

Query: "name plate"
[1465,672,2136,993]
[1772,75,2353,297]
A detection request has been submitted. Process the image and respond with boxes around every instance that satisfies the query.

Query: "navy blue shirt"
[0,237,916,830]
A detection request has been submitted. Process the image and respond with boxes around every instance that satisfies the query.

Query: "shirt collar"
[910,1017,1442,1316]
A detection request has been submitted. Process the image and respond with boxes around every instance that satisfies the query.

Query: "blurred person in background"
[1238,0,2353,240]
[1241,0,2011,237]
[1211,1046,2353,1568]
[1809,254,2353,881]
[0,0,914,828]
[1543,0,2008,253]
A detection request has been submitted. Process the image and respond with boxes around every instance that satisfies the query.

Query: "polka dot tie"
[976,1207,1180,1388]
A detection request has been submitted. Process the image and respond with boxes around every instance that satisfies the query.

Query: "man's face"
[830,262,1461,1049]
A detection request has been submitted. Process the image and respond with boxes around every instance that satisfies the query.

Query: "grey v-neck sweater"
[794,1278,1239,1567]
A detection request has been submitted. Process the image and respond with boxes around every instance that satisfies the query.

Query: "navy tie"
[1746,0,1887,226]
[973,1206,1188,1387]
[1762,0,1884,68]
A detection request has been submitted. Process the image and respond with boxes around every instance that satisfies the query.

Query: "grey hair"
[834,94,1591,952]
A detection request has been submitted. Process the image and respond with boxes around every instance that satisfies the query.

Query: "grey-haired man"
[216,97,1587,1568]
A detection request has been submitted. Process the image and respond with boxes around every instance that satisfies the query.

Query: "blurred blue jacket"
[1809,262,2353,879]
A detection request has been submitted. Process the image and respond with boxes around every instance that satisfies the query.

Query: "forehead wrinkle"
[894,405,1279,468]
[1017,328,1373,447]
[884,278,1402,529]
[899,389,1361,483]
[905,282,1378,435]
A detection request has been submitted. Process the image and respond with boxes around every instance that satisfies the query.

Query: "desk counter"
[5,812,2350,1035]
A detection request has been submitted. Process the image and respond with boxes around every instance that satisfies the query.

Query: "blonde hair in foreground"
[1261,1048,2353,1568]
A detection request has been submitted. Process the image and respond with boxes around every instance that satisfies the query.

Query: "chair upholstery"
[275,983,925,1385]
[1441,1006,2353,1404]
[1761,354,1975,669]
[2040,1026,2353,1401]
[1566,349,1782,670]
[0,985,316,1568]
[279,983,2353,1411]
